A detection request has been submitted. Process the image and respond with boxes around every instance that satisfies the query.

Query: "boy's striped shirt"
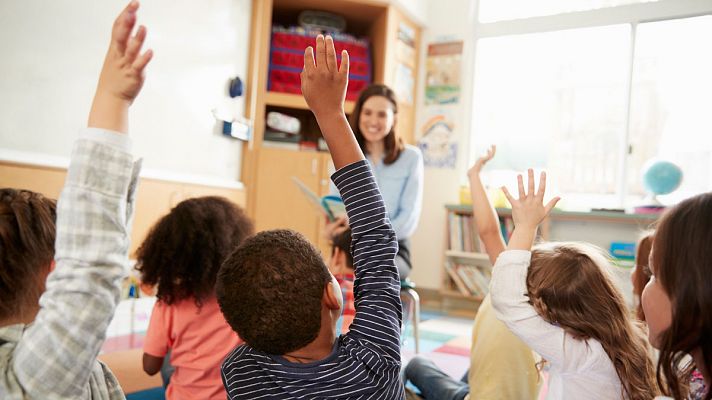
[221,160,404,399]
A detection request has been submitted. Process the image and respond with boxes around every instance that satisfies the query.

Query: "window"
[470,4,712,209]
[478,0,657,23]
[627,16,712,205]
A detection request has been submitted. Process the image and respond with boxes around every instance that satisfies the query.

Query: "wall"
[0,0,251,181]
[410,0,479,290]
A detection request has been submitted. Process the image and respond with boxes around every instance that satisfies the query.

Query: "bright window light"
[470,25,631,210]
[627,15,712,206]
[478,0,658,23]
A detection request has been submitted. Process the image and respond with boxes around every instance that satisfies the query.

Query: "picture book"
[292,177,345,222]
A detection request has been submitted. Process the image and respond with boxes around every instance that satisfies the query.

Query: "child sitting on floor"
[137,196,253,400]
[0,2,151,397]
[491,170,658,400]
[405,145,540,400]
[216,35,405,399]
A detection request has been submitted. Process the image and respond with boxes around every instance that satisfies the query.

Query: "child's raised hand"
[467,145,496,180]
[502,169,560,231]
[301,35,350,119]
[89,1,153,133]
[96,1,153,105]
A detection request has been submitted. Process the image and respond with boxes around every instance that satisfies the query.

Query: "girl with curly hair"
[137,196,253,400]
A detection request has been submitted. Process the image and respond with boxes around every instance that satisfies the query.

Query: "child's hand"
[502,169,560,231]
[89,1,153,133]
[96,1,153,104]
[324,215,348,240]
[301,35,349,119]
[467,145,496,180]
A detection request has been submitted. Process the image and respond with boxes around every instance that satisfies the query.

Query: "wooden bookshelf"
[441,203,661,303]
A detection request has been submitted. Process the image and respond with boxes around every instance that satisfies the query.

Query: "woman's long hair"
[652,192,712,400]
[528,242,658,400]
[349,84,403,165]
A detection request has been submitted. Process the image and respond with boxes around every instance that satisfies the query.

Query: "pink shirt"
[144,297,241,400]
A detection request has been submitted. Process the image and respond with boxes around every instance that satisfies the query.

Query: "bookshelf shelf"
[441,289,484,302]
[441,203,661,304]
[265,91,355,114]
[445,250,490,261]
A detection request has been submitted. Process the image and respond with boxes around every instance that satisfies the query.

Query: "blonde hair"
[528,242,658,400]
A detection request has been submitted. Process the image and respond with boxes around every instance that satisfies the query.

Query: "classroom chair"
[400,279,421,354]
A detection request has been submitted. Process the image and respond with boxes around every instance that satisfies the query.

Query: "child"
[329,227,356,334]
[0,2,151,397]
[641,193,711,400]
[631,233,653,321]
[405,146,540,400]
[137,196,253,400]
[491,170,658,400]
[216,35,404,399]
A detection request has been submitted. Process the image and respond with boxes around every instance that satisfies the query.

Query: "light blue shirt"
[332,144,424,240]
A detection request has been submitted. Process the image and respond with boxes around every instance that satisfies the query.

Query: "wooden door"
[253,147,323,242]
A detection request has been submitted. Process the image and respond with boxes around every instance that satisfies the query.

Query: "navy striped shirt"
[221,160,404,399]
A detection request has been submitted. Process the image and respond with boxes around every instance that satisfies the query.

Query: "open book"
[291,177,346,222]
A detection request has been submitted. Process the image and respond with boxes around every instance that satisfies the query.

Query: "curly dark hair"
[216,229,332,355]
[136,196,253,307]
[0,189,56,320]
[331,228,353,269]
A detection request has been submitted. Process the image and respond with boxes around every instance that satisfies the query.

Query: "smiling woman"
[327,84,424,279]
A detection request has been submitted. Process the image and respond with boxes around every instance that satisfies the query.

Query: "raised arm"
[303,36,401,361]
[14,2,152,396]
[301,35,362,168]
[467,145,505,264]
[490,170,572,366]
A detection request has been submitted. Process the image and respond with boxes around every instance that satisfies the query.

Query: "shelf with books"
[441,206,494,302]
[441,203,661,304]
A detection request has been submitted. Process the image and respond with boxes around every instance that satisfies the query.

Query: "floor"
[100,298,475,399]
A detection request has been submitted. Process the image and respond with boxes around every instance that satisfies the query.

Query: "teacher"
[328,84,424,279]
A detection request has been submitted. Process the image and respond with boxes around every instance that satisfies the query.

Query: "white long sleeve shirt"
[490,250,623,400]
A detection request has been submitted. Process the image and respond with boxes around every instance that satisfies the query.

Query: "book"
[445,262,471,296]
[455,264,482,296]
[291,177,345,222]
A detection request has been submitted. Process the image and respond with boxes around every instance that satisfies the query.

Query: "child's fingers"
[339,50,350,76]
[537,171,547,199]
[527,169,535,197]
[325,36,337,72]
[501,186,516,206]
[303,46,315,72]
[517,174,525,199]
[112,1,139,53]
[544,196,561,215]
[316,35,326,69]
[132,49,153,73]
[125,25,146,63]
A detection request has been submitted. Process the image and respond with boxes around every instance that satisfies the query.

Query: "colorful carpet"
[101,299,474,399]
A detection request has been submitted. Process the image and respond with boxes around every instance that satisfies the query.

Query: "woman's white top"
[490,250,624,400]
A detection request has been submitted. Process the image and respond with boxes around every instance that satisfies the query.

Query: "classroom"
[0,0,710,399]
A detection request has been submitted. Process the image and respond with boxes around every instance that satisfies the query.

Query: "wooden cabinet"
[242,0,422,251]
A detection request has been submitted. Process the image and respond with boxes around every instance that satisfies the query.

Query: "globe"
[642,159,683,196]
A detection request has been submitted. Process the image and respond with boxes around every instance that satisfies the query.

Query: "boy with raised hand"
[217,35,404,399]
[0,2,151,398]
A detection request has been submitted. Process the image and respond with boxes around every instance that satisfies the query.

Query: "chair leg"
[401,288,421,354]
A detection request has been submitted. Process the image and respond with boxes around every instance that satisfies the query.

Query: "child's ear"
[323,277,343,311]
[49,260,56,273]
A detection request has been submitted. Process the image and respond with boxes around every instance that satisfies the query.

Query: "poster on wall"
[418,110,458,169]
[394,62,414,104]
[425,41,463,105]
